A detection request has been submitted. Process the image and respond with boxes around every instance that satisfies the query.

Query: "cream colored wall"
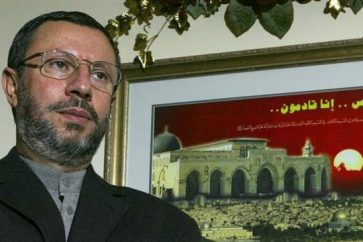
[1,0,362,177]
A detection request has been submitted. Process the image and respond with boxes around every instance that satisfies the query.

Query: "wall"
[0,0,362,178]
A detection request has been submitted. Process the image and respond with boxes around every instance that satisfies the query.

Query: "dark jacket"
[0,148,201,242]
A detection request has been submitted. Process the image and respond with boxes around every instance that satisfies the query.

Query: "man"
[0,11,201,242]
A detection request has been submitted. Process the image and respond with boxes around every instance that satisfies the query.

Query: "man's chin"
[57,127,94,143]
[66,122,85,132]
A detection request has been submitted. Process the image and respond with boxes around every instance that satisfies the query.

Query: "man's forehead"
[27,21,116,61]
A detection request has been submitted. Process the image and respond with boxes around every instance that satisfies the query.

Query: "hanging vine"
[106,0,363,69]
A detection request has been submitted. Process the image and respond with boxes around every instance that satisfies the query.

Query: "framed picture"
[105,38,363,241]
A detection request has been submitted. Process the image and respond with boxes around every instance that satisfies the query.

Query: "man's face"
[14,21,116,167]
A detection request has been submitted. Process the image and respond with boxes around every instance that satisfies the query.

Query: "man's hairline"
[22,20,119,67]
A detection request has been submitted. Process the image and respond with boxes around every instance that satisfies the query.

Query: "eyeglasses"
[17,50,122,94]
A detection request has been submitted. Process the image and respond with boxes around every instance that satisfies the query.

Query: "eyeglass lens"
[41,51,120,92]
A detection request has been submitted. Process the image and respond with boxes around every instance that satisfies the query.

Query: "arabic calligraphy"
[236,117,363,132]
[352,99,363,109]
[271,98,363,115]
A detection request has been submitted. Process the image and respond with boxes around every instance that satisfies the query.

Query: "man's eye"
[44,59,72,72]
[92,70,110,82]
[53,61,66,69]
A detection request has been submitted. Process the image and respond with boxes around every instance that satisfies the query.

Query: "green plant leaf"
[323,0,346,19]
[347,0,363,13]
[134,50,154,69]
[125,0,153,25]
[224,0,257,37]
[187,2,207,19]
[258,0,294,39]
[115,13,134,36]
[105,19,120,39]
[187,0,220,19]
[133,33,148,51]
[169,10,191,35]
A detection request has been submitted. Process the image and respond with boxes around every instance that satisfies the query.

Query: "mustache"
[47,98,99,124]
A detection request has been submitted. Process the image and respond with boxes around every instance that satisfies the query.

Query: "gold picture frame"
[104,38,363,186]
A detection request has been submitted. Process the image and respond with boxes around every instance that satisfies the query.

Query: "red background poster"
[154,88,363,195]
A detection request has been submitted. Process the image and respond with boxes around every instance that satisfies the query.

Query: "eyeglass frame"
[15,50,122,93]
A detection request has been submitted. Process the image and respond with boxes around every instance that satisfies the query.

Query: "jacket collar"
[0,148,130,242]
[68,165,130,242]
[0,148,66,241]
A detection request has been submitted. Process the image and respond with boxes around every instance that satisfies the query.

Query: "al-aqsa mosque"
[328,209,351,232]
[152,128,332,200]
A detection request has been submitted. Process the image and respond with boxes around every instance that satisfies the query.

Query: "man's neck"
[16,141,89,172]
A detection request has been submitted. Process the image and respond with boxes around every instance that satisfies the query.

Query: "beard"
[15,80,109,168]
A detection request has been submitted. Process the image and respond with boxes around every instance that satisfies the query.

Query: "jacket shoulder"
[97,179,201,241]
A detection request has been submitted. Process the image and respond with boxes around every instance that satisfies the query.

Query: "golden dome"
[332,209,348,222]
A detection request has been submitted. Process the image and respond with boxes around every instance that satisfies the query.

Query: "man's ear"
[111,85,120,103]
[2,67,19,108]
[111,92,117,103]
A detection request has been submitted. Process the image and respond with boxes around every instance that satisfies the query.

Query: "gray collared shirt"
[21,156,86,240]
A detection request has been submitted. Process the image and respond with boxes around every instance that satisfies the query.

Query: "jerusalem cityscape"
[176,192,363,241]
[152,128,363,241]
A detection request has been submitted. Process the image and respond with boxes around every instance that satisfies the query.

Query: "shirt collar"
[20,155,86,194]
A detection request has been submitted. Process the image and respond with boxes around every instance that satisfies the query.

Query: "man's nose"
[65,64,92,101]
